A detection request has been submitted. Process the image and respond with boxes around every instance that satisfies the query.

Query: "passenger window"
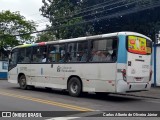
[24,48,32,63]
[90,38,117,62]
[18,48,25,63]
[32,46,47,63]
[10,49,18,66]
[48,44,65,63]
[67,41,88,62]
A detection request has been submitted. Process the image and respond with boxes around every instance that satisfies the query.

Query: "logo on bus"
[57,66,76,73]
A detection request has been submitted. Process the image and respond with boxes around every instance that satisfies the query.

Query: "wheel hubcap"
[71,82,78,93]
[21,78,25,86]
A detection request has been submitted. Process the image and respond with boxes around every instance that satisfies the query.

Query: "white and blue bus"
[8,32,152,97]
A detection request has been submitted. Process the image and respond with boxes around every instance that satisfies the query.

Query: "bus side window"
[48,44,65,63]
[90,38,117,62]
[32,47,38,63]
[111,50,117,62]
[23,47,32,63]
[67,43,76,62]
[77,42,88,62]
[31,46,47,63]
[67,41,88,62]
[111,39,118,62]
[18,48,25,63]
[18,55,23,63]
[32,54,38,62]
[48,45,57,63]
[8,49,18,70]
[58,45,65,63]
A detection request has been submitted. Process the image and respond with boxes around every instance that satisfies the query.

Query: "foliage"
[0,10,36,47]
[80,0,160,41]
[40,0,94,39]
[40,0,160,42]
[36,29,56,43]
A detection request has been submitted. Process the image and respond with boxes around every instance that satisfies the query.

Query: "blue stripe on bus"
[117,35,127,63]
[0,72,8,79]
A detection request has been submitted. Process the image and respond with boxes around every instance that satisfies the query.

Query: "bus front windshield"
[127,36,152,55]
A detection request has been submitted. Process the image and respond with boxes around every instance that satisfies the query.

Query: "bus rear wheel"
[68,77,82,97]
[19,75,27,90]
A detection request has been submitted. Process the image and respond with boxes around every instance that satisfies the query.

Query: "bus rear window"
[127,36,152,55]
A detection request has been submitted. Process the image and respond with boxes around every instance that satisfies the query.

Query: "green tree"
[81,0,160,41]
[40,0,93,39]
[0,10,36,47]
[36,29,56,43]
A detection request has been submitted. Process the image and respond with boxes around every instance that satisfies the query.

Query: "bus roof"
[117,32,152,41]
[12,32,152,49]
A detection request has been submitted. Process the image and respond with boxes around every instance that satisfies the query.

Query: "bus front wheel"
[19,75,27,90]
[68,77,82,97]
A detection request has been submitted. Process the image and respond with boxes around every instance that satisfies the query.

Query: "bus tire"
[68,77,82,97]
[19,75,27,90]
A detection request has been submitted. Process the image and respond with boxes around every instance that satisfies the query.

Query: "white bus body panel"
[8,63,117,93]
[127,52,151,83]
[116,63,151,93]
[8,67,18,84]
[64,63,117,92]
[116,52,151,93]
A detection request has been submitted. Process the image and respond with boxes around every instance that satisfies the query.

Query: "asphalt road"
[0,79,160,120]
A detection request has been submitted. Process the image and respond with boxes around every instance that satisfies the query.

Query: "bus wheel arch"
[67,76,83,97]
[18,73,27,90]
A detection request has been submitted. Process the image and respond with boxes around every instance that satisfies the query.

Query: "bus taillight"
[121,69,127,81]
[149,70,152,81]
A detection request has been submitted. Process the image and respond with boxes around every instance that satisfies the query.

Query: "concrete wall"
[156,46,160,86]
[151,47,154,85]
[152,45,160,86]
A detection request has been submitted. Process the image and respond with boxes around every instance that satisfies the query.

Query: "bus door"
[8,49,18,82]
[17,47,33,85]
[126,36,152,83]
